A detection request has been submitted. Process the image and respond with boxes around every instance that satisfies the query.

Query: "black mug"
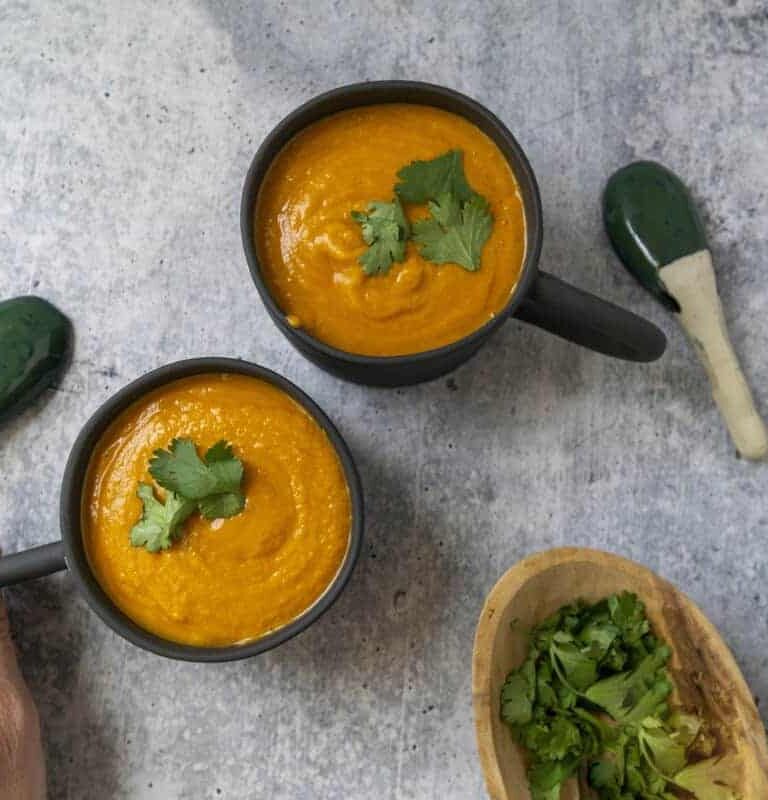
[0,358,364,662]
[241,81,666,387]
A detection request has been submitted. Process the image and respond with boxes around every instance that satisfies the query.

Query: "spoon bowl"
[472,547,768,799]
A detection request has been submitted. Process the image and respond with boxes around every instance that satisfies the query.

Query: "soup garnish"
[351,149,493,275]
[130,438,246,552]
[351,198,410,275]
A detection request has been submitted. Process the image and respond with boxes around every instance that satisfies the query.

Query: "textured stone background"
[1,1,767,798]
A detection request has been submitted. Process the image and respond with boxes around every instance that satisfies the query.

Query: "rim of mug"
[240,80,544,366]
[59,357,365,662]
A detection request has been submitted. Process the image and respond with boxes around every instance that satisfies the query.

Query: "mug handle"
[513,271,667,362]
[0,542,67,588]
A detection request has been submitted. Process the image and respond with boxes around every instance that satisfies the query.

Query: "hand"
[0,592,46,799]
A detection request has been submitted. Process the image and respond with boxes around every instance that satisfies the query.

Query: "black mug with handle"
[241,81,666,387]
[0,359,364,662]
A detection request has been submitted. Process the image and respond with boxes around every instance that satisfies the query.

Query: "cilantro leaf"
[578,619,620,660]
[395,149,473,204]
[528,756,582,800]
[584,647,671,723]
[412,192,493,271]
[351,198,410,276]
[498,592,728,800]
[589,758,621,791]
[520,714,585,762]
[667,710,703,749]
[609,591,651,645]
[150,438,243,500]
[529,782,564,800]
[130,483,196,553]
[549,631,599,691]
[536,661,559,709]
[501,655,536,727]
[204,441,244,494]
[638,718,688,778]
[205,440,235,462]
[672,753,741,800]
[198,491,245,520]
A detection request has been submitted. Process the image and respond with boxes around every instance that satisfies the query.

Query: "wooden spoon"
[472,548,768,799]
[603,161,768,460]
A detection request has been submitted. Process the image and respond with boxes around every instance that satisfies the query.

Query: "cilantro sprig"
[130,438,246,553]
[351,199,410,275]
[351,149,493,275]
[149,438,244,513]
[500,593,740,800]
[130,485,196,553]
[412,192,493,272]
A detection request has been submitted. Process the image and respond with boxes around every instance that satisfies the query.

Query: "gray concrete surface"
[1,1,767,797]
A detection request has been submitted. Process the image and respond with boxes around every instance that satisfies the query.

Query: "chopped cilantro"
[637,718,688,777]
[584,646,672,723]
[549,630,599,691]
[499,592,741,800]
[351,198,410,276]
[672,754,742,800]
[500,661,535,726]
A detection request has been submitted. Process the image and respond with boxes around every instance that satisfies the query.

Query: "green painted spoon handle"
[662,251,768,459]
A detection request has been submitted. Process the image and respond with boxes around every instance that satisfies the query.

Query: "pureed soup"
[82,373,351,647]
[256,104,526,356]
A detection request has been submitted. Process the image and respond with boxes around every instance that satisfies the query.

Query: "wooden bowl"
[472,547,768,799]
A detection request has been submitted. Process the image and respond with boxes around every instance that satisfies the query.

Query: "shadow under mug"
[241,81,667,387]
[0,358,364,662]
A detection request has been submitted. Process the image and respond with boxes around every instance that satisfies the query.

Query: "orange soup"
[83,373,351,647]
[256,104,526,356]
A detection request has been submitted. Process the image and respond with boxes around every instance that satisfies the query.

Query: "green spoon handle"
[662,251,768,459]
